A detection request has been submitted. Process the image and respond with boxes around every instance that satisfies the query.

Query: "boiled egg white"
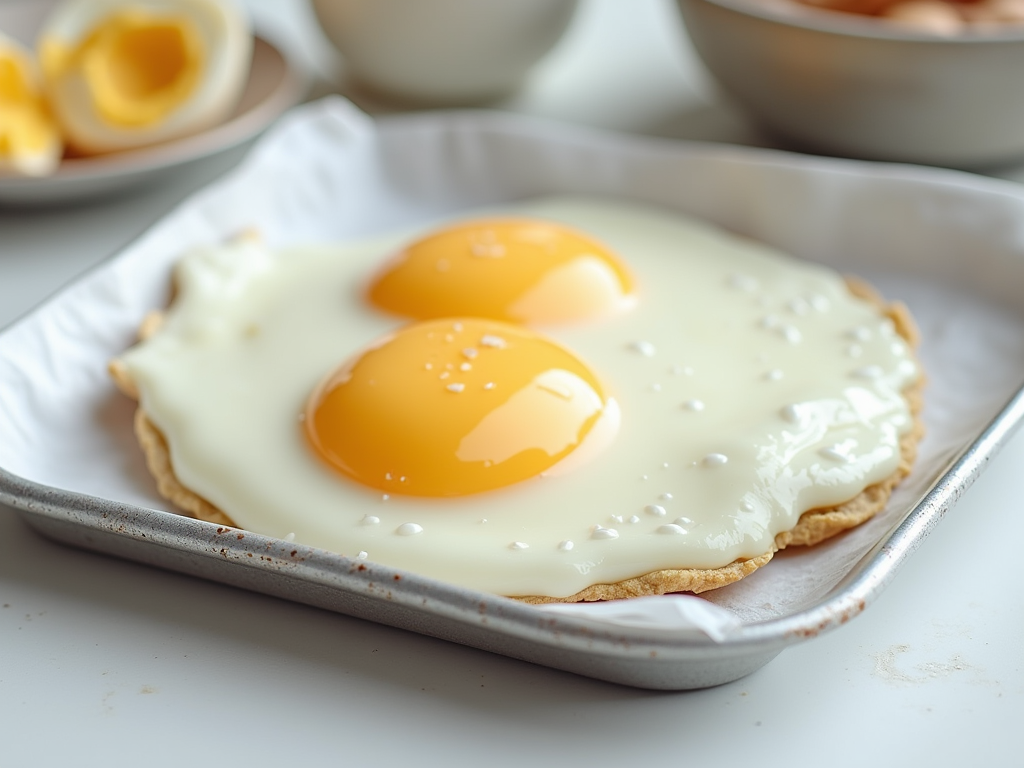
[0,32,63,177]
[37,0,252,155]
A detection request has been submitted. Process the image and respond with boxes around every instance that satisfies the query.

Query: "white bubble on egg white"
[629,340,657,357]
[851,365,883,380]
[779,325,802,344]
[656,524,687,535]
[847,326,872,342]
[702,453,729,468]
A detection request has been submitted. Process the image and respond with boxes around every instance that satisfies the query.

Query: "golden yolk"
[40,9,204,129]
[305,318,610,497]
[0,39,62,177]
[367,219,636,325]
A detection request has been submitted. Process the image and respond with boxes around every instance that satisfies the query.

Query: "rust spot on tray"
[393,574,401,581]
[236,533,244,540]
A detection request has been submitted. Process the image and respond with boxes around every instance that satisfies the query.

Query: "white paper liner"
[4,97,1024,642]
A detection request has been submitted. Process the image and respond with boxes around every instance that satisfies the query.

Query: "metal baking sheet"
[3,98,1024,689]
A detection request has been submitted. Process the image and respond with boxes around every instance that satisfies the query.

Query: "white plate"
[0,36,307,206]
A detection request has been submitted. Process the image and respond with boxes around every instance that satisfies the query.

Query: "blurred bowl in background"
[311,0,579,105]
[675,0,1024,167]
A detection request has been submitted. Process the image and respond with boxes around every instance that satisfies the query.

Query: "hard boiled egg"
[38,0,252,155]
[0,32,63,177]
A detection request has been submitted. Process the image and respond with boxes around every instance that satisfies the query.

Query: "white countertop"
[1,1,1021,765]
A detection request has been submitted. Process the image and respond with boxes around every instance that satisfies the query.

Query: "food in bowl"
[0,0,252,176]
[794,0,1024,34]
[109,197,923,603]
[676,0,1024,165]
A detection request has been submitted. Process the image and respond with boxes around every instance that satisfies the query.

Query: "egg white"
[117,198,919,598]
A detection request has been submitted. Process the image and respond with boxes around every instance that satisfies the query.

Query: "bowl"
[675,0,1024,167]
[311,0,580,106]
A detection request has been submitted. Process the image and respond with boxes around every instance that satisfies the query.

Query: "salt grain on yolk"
[367,219,636,326]
[304,318,610,497]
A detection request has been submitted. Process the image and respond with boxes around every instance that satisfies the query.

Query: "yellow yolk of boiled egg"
[367,219,636,326]
[38,0,252,155]
[304,318,615,497]
[0,32,62,177]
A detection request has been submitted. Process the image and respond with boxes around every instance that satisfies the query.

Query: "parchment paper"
[3,97,1024,639]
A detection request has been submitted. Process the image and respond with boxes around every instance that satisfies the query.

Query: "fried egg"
[38,0,251,155]
[115,197,919,599]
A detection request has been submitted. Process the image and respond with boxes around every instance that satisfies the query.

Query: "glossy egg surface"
[116,198,919,598]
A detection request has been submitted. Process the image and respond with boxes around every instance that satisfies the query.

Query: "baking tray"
[4,97,1024,690]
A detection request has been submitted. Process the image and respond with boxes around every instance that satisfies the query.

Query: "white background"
[0,1,1021,765]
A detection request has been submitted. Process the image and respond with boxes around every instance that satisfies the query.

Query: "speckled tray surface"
[3,98,1024,689]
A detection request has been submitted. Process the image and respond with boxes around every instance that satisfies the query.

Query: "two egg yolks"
[305,220,635,497]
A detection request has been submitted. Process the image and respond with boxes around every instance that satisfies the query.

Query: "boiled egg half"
[38,0,252,155]
[0,32,63,177]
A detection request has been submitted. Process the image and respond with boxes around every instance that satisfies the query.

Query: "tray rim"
[3,100,1024,688]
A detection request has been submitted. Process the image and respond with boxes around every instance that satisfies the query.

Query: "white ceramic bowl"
[311,0,579,105]
[676,0,1024,167]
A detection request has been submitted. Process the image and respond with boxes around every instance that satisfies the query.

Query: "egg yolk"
[40,9,204,129]
[367,219,636,326]
[305,318,611,497]
[0,39,62,177]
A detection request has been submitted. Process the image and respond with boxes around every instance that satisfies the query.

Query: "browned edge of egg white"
[106,272,925,604]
